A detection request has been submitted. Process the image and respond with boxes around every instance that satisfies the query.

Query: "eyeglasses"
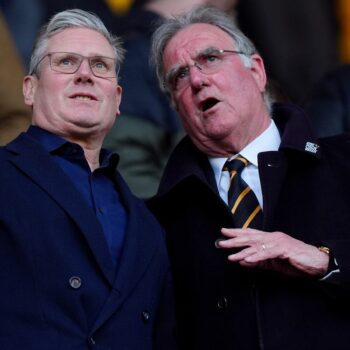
[165,48,249,93]
[31,52,119,78]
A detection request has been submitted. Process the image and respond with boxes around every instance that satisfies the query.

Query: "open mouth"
[200,98,220,112]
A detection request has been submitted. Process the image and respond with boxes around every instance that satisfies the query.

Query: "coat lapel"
[258,151,288,230]
[157,136,219,197]
[258,104,322,230]
[90,172,160,332]
[6,134,116,285]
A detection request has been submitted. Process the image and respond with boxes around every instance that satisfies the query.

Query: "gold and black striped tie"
[223,156,263,229]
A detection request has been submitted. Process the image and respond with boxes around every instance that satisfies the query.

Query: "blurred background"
[1,0,349,197]
[1,0,347,104]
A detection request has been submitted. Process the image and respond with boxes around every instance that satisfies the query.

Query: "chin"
[205,125,232,138]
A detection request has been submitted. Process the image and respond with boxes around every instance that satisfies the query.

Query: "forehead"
[46,27,114,57]
[163,23,235,67]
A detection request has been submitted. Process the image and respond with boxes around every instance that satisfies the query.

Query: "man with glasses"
[149,5,350,350]
[0,9,175,349]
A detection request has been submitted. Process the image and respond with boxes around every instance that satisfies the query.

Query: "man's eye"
[93,61,108,70]
[209,55,219,61]
[204,54,220,63]
[176,68,189,81]
[58,57,76,66]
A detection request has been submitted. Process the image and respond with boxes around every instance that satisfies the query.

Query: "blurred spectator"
[302,1,350,137]
[236,0,339,103]
[44,0,125,37]
[0,0,44,69]
[304,64,350,137]
[0,12,30,145]
[105,0,135,15]
[104,0,237,198]
[337,0,350,63]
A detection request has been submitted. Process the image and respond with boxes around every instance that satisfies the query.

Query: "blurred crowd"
[0,0,349,197]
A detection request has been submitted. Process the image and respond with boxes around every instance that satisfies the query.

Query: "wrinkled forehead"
[163,23,235,69]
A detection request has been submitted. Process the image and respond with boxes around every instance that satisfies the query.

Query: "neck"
[195,117,272,158]
[83,147,101,171]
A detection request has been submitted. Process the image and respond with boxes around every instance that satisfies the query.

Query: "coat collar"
[272,103,321,158]
[157,103,321,197]
[157,135,218,197]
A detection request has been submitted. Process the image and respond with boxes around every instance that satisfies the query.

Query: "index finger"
[221,227,259,237]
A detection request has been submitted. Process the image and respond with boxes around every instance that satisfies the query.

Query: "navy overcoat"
[0,132,175,350]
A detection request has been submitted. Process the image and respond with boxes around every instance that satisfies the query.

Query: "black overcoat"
[149,103,350,350]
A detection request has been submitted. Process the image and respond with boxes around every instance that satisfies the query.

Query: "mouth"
[200,97,220,112]
[70,93,97,101]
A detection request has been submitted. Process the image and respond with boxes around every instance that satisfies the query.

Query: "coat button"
[141,310,151,323]
[217,296,229,309]
[88,336,96,345]
[267,162,280,168]
[69,276,82,289]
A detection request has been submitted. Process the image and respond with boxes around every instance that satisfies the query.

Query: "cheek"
[38,79,65,103]
[177,92,196,115]
[106,86,121,105]
[179,109,201,136]
[34,86,56,110]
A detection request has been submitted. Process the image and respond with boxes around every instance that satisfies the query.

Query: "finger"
[217,232,268,249]
[221,228,256,237]
[227,247,257,261]
[239,260,261,268]
[216,237,251,249]
[244,242,283,263]
[229,243,274,263]
[220,228,239,238]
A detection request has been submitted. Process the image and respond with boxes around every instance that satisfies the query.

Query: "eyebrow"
[165,46,221,83]
[197,46,221,56]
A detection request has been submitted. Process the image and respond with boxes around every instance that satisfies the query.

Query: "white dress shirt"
[209,120,281,208]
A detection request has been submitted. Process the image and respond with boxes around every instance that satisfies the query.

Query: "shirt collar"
[27,125,119,171]
[240,119,281,166]
[27,125,67,152]
[208,119,281,183]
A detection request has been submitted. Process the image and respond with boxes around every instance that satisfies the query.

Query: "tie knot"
[223,155,249,174]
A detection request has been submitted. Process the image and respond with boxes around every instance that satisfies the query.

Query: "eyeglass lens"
[50,52,117,78]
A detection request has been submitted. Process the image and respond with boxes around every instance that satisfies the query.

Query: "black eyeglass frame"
[30,51,120,79]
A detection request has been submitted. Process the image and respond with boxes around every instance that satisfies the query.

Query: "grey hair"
[151,5,273,112]
[29,9,125,78]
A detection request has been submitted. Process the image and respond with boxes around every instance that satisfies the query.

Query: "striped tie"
[223,156,263,229]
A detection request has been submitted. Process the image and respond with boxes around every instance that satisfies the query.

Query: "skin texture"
[23,28,122,170]
[218,228,329,277]
[163,23,270,157]
[163,23,329,277]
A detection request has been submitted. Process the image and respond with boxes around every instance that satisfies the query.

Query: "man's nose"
[188,63,208,90]
[75,58,94,82]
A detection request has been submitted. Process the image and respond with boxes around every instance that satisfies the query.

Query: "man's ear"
[23,75,38,107]
[249,54,267,93]
[115,85,122,115]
